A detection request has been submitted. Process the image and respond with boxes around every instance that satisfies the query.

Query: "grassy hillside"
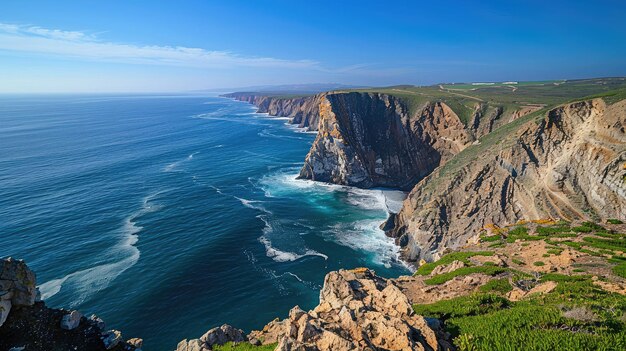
[412,220,626,351]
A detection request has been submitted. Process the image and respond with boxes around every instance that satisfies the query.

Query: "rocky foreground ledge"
[176,268,452,351]
[0,258,142,351]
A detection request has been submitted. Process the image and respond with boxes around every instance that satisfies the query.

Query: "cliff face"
[298,92,473,189]
[389,98,626,261]
[222,93,326,131]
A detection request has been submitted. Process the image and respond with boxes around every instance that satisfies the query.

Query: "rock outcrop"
[389,98,626,261]
[247,268,451,351]
[299,92,473,189]
[222,92,326,131]
[0,258,139,351]
[176,324,246,351]
[0,258,36,327]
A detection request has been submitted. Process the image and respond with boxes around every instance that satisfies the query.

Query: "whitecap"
[233,196,272,214]
[38,192,163,305]
[164,152,198,172]
[258,235,328,262]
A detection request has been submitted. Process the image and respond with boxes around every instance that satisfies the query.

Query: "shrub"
[534,261,545,267]
[479,278,513,294]
[415,251,494,276]
[425,266,506,285]
[607,219,624,225]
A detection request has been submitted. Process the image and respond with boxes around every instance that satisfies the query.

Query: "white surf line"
[38,192,163,304]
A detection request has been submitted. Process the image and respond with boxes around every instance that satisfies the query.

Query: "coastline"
[222,95,415,273]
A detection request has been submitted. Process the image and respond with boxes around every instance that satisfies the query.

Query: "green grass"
[479,278,513,294]
[413,271,626,351]
[613,262,626,278]
[213,342,277,351]
[582,236,626,252]
[511,258,525,265]
[608,219,624,225]
[414,251,494,276]
[533,261,545,267]
[424,266,506,285]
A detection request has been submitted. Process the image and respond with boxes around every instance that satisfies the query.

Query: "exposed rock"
[222,92,325,131]
[175,324,246,351]
[430,260,466,276]
[60,309,83,330]
[248,268,451,351]
[0,258,37,327]
[127,338,143,348]
[390,98,626,261]
[200,324,246,346]
[102,330,123,350]
[299,92,473,189]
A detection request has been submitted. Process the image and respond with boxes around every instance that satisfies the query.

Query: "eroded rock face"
[299,92,473,189]
[0,258,37,326]
[248,268,451,351]
[390,98,626,261]
[222,93,326,131]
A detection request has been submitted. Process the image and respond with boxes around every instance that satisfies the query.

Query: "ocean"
[0,94,409,350]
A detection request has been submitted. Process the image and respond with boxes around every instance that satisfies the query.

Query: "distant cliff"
[221,92,326,131]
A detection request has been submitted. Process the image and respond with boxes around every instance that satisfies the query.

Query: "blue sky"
[1,0,625,92]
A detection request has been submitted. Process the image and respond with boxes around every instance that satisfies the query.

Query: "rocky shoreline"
[0,258,141,351]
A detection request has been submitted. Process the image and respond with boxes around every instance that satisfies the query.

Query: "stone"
[127,338,143,348]
[89,314,106,330]
[60,310,83,330]
[199,324,245,347]
[102,330,122,350]
[0,299,12,327]
[175,339,205,351]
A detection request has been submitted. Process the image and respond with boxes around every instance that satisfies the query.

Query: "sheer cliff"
[298,92,473,189]
[222,92,326,131]
[389,98,626,261]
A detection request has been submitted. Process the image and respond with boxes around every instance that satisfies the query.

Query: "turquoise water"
[0,95,409,350]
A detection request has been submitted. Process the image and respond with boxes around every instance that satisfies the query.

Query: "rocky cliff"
[389,98,626,261]
[222,93,326,131]
[0,258,141,351]
[298,92,473,189]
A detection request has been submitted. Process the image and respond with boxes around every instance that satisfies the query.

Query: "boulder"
[200,324,246,346]
[102,330,122,350]
[127,338,143,348]
[60,310,83,330]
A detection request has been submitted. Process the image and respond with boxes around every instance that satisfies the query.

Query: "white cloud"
[0,23,319,69]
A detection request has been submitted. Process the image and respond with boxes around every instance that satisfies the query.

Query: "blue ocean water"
[0,95,409,350]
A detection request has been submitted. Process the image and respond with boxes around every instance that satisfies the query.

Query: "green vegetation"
[511,258,525,265]
[424,266,506,285]
[415,251,494,276]
[607,219,624,225]
[479,278,513,294]
[533,261,545,267]
[214,342,277,351]
[413,272,626,351]
[613,262,626,279]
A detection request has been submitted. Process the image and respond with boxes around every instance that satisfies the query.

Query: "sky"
[1,0,625,93]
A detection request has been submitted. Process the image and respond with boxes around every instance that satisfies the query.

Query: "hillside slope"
[388,98,626,261]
